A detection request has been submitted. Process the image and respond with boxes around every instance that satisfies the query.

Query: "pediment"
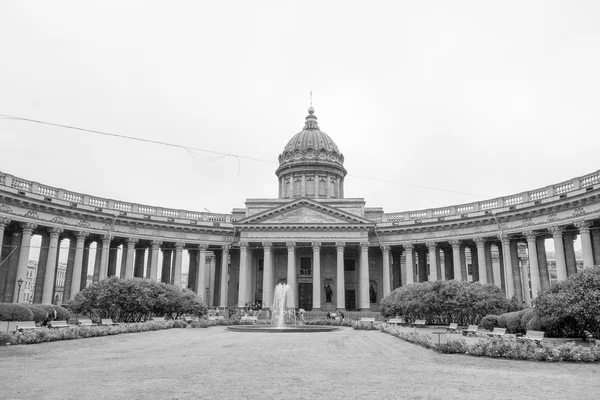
[236,199,373,225]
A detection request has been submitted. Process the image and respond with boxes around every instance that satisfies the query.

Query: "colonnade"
[0,218,230,307]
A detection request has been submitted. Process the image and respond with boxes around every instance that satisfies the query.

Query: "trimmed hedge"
[36,305,71,322]
[0,303,34,321]
[23,305,48,324]
[480,315,498,331]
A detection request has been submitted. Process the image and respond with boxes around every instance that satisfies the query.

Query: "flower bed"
[0,320,187,346]
[379,324,600,362]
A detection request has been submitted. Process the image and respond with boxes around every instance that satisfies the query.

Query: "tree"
[379,280,521,325]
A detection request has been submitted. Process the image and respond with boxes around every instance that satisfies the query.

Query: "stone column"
[564,232,578,277]
[450,240,462,281]
[187,249,198,290]
[219,245,229,307]
[336,242,345,310]
[68,231,87,301]
[98,235,110,281]
[13,223,37,302]
[238,242,249,307]
[81,240,91,289]
[262,242,273,309]
[359,242,370,310]
[149,241,161,281]
[474,237,487,283]
[576,220,594,268]
[381,245,391,297]
[161,248,172,283]
[403,243,414,284]
[499,235,515,299]
[63,237,77,301]
[41,228,64,304]
[286,242,296,309]
[510,240,525,305]
[524,231,541,299]
[536,236,549,289]
[0,217,8,257]
[173,242,184,286]
[459,245,467,281]
[468,245,479,282]
[197,244,208,300]
[417,247,428,282]
[549,226,568,281]
[484,242,494,284]
[592,229,600,266]
[119,244,128,279]
[496,242,506,291]
[124,238,137,278]
[443,247,452,280]
[134,245,146,278]
[426,242,438,281]
[312,242,321,310]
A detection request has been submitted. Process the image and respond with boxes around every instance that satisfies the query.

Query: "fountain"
[226,283,339,333]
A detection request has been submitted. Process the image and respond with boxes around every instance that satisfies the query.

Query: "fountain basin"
[227,325,339,333]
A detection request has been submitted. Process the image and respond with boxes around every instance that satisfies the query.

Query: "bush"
[379,280,521,325]
[505,310,528,334]
[0,303,34,321]
[23,305,47,324]
[480,315,498,331]
[68,277,207,323]
[533,267,600,339]
[497,314,508,329]
[36,305,71,321]
[521,309,536,331]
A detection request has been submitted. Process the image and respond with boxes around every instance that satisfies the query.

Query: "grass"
[1,326,599,399]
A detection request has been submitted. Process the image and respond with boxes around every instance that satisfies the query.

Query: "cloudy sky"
[2,1,599,215]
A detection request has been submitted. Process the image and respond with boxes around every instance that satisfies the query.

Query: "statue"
[324,284,333,303]
[370,284,376,304]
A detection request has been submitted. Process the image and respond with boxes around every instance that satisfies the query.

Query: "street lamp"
[16,278,23,303]
[205,286,210,307]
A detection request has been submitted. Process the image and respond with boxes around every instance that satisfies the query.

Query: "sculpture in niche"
[324,283,333,302]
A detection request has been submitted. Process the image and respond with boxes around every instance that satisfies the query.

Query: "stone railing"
[380,169,600,223]
[0,171,233,224]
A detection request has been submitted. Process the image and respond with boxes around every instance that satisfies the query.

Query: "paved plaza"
[1,327,599,399]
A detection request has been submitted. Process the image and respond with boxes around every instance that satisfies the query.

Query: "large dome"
[276,108,347,200]
[277,107,345,167]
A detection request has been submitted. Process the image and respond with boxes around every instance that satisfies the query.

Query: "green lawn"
[1,326,599,400]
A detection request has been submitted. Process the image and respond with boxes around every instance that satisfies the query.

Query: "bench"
[446,323,459,334]
[463,325,479,337]
[153,317,166,322]
[487,327,506,338]
[388,318,404,325]
[208,315,224,321]
[77,318,96,326]
[49,320,70,329]
[101,318,119,326]
[518,330,545,344]
[359,317,376,324]
[16,321,41,332]
[411,320,426,328]
[240,316,258,323]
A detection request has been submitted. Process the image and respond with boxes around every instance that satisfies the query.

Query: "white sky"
[2,1,599,218]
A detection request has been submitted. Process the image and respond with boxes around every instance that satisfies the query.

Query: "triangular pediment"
[236,199,373,225]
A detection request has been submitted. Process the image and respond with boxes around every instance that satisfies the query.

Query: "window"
[344,259,355,271]
[300,257,311,276]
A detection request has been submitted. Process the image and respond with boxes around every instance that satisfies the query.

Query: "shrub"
[23,305,47,324]
[379,280,521,325]
[533,267,600,339]
[521,309,536,331]
[0,303,34,321]
[497,314,508,329]
[480,315,498,331]
[505,310,528,334]
[36,305,71,321]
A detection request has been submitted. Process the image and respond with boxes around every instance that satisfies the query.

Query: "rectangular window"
[467,263,473,275]
[300,257,312,276]
[318,177,326,196]
[306,177,315,196]
[344,259,355,271]
[258,259,264,272]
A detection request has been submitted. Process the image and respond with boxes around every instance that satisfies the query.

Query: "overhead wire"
[1,113,487,198]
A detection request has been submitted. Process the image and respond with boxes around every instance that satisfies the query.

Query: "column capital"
[381,245,390,253]
[311,241,321,250]
[151,240,162,248]
[548,225,564,237]
[335,242,345,250]
[20,222,37,234]
[425,241,437,250]
[497,233,510,245]
[401,242,413,251]
[360,241,369,251]
[74,230,87,241]
[575,219,591,233]
[221,244,230,251]
[127,237,138,247]
[175,242,185,249]
[474,236,486,246]
[524,230,537,241]
[262,241,273,250]
[286,241,296,250]
[198,243,209,251]
[101,234,111,244]
[0,217,10,227]
[449,239,461,249]
[50,227,65,238]
[239,241,249,249]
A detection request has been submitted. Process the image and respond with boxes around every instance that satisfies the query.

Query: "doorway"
[345,289,356,311]
[298,283,313,311]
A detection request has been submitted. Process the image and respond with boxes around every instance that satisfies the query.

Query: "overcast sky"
[2,0,599,217]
